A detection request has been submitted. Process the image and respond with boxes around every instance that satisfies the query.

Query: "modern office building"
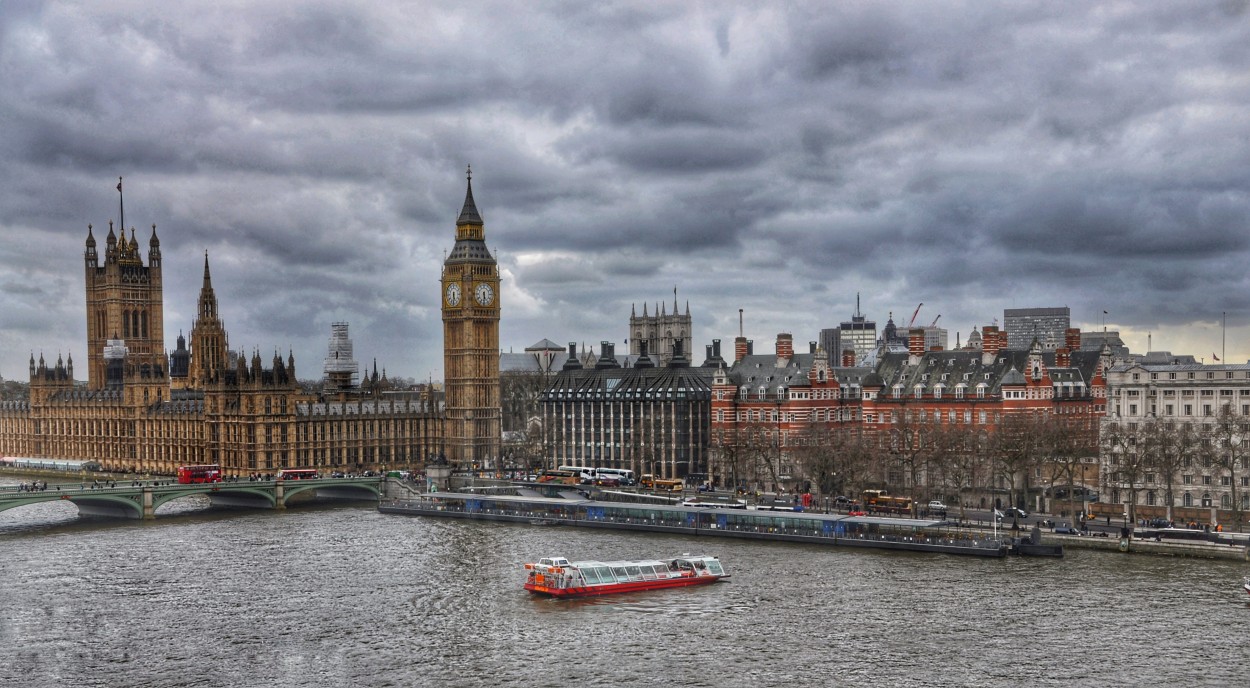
[1004,306,1070,350]
[839,294,877,365]
[541,339,713,480]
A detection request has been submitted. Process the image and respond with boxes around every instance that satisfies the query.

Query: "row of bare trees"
[715,409,1100,520]
[1101,404,1247,529]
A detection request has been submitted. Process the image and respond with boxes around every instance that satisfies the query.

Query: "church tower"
[188,252,229,387]
[83,180,166,395]
[441,167,501,468]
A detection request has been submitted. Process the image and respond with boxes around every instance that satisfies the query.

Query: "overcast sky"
[2,1,1249,384]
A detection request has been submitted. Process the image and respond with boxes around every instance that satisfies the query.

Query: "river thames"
[2,477,1248,687]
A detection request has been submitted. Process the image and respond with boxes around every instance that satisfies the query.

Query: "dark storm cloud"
[2,1,1250,382]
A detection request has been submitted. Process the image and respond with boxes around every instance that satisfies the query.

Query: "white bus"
[557,465,596,484]
[594,468,635,485]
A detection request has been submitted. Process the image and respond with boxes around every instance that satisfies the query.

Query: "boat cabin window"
[593,567,613,583]
[581,567,605,584]
[704,560,724,575]
[625,565,643,580]
[651,565,668,577]
[611,566,628,581]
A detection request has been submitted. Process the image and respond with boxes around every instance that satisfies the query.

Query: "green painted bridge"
[0,476,385,520]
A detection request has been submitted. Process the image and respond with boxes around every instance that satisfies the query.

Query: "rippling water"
[2,476,1248,687]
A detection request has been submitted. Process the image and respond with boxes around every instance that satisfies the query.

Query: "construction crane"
[930,314,941,328]
[908,303,924,328]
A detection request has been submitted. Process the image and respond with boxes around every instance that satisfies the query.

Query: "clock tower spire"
[441,166,501,469]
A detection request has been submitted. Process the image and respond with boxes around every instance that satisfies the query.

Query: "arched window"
[1146,491,1156,506]
[1183,493,1193,507]
[1202,493,1212,507]
[1221,494,1231,509]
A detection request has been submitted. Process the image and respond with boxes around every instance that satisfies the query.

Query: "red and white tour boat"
[1243,576,1249,597]
[523,555,728,598]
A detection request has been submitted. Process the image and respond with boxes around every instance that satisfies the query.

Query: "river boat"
[1243,576,1250,597]
[523,555,728,598]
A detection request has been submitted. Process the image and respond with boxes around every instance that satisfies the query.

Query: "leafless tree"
[1139,418,1199,523]
[996,412,1049,511]
[1100,418,1151,524]
[1203,404,1247,530]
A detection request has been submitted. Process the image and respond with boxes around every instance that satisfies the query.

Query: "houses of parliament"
[0,175,501,477]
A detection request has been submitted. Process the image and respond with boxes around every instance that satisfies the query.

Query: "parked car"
[1053,522,1081,535]
[999,507,1028,519]
[927,500,948,512]
[1148,517,1173,528]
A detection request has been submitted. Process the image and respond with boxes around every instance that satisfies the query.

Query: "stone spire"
[456,164,483,226]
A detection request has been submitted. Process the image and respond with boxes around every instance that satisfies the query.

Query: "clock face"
[474,283,494,306]
[445,283,461,306]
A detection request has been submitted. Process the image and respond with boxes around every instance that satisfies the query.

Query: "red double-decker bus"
[277,468,319,480]
[177,464,222,484]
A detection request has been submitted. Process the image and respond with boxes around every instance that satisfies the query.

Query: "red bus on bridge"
[177,464,222,484]
[277,468,319,480]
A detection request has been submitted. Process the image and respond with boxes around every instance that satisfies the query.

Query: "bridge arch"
[0,492,145,519]
[149,485,278,512]
[282,480,382,502]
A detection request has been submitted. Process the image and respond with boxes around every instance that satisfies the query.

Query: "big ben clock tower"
[442,166,501,469]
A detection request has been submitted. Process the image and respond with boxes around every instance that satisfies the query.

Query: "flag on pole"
[117,178,122,192]
[1213,353,1220,361]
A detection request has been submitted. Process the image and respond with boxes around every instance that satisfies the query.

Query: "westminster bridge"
[0,476,385,520]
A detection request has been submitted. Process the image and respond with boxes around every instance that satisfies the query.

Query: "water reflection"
[2,473,1249,687]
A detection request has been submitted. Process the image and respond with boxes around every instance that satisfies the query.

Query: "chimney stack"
[1065,327,1081,352]
[776,333,794,361]
[908,327,925,361]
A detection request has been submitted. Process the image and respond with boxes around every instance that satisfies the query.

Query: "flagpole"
[117,177,124,232]
[1223,311,1226,363]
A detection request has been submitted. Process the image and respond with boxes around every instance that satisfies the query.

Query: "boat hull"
[525,574,725,598]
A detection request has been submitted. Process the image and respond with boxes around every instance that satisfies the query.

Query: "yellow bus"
[640,474,684,492]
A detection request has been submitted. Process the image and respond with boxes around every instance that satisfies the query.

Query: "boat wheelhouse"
[524,555,728,598]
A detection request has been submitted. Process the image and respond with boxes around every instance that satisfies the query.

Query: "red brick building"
[710,326,1110,503]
